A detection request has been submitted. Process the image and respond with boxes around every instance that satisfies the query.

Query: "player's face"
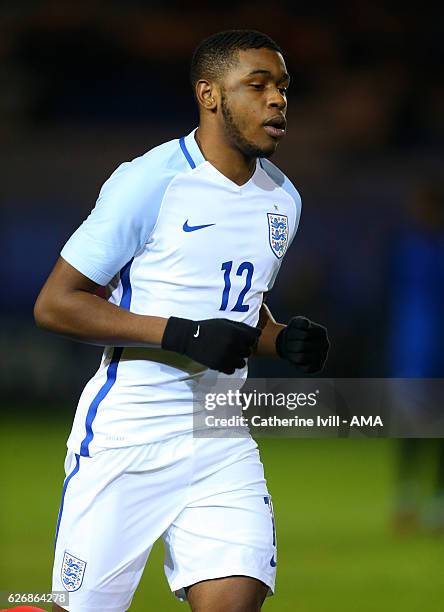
[219,48,289,158]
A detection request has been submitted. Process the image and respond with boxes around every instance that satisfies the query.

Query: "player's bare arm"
[254,302,285,357]
[34,256,168,346]
[35,257,260,375]
[255,301,329,373]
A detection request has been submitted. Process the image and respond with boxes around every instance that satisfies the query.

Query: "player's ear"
[196,79,217,111]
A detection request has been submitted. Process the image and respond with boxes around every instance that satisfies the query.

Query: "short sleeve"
[283,177,302,250]
[61,158,176,285]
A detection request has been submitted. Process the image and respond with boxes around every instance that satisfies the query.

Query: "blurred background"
[1,1,443,610]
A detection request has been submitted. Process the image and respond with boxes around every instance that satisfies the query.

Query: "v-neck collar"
[182,127,261,192]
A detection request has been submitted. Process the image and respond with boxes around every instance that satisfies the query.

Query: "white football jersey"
[61,127,301,456]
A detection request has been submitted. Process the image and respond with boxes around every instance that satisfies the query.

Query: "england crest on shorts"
[61,551,87,592]
[267,213,288,259]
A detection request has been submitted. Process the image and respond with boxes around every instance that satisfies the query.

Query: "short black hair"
[190,29,283,96]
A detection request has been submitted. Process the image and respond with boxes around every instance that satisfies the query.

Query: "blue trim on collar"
[181,127,206,168]
[179,136,196,169]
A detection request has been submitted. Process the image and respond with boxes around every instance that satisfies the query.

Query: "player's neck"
[195,125,257,187]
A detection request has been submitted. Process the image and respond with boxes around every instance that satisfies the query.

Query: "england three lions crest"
[61,551,87,592]
[267,213,289,259]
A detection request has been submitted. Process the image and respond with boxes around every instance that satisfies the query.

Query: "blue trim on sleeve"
[119,257,133,310]
[79,258,134,458]
[54,453,80,549]
[179,136,196,169]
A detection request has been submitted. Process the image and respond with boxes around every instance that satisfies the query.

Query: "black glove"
[276,316,329,373]
[161,317,261,375]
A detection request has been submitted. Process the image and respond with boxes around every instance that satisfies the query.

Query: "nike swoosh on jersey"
[183,220,216,232]
[270,555,277,567]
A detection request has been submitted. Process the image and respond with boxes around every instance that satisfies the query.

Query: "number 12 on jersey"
[220,260,254,312]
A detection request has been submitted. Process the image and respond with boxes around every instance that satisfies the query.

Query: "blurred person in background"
[386,180,444,534]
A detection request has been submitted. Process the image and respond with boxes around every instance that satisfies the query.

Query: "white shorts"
[52,434,277,612]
